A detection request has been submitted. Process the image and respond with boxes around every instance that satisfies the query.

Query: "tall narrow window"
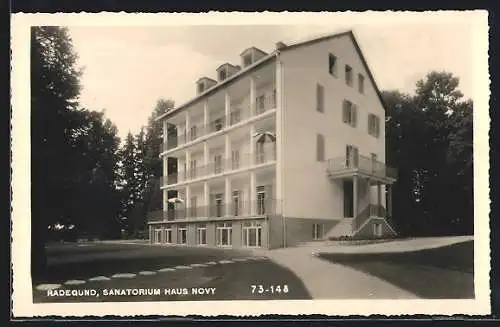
[190,125,197,141]
[316,134,325,162]
[328,53,337,76]
[368,114,380,137]
[231,149,240,169]
[316,84,324,113]
[214,154,223,174]
[232,190,240,216]
[342,100,357,127]
[219,69,227,81]
[214,193,224,217]
[256,186,266,215]
[345,65,353,86]
[346,145,359,168]
[190,196,197,218]
[358,74,365,93]
[190,159,197,179]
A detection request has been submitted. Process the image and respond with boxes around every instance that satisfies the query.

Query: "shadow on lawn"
[318,240,474,299]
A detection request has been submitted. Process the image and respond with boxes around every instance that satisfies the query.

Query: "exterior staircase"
[325,218,354,239]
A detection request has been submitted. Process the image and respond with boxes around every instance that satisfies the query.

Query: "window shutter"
[352,105,357,127]
[342,101,348,123]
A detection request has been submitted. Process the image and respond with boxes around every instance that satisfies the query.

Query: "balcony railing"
[161,91,277,153]
[147,199,281,223]
[160,151,276,187]
[326,155,397,181]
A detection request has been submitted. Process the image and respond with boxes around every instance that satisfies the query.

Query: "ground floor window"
[242,221,263,247]
[178,224,187,244]
[164,225,172,244]
[312,223,323,240]
[197,224,207,245]
[154,228,162,244]
[216,222,232,246]
[373,222,382,237]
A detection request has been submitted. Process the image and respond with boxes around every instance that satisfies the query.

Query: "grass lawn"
[318,240,474,299]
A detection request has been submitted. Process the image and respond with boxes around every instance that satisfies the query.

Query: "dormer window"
[197,83,204,94]
[219,69,227,81]
[243,54,253,67]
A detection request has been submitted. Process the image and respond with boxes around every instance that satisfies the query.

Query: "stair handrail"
[352,204,387,232]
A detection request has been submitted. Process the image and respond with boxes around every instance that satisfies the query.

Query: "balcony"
[147,199,282,223]
[161,91,277,153]
[326,155,397,184]
[161,150,276,187]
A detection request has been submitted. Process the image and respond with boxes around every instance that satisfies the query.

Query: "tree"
[383,71,473,236]
[31,26,82,278]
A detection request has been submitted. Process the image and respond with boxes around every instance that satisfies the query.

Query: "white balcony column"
[185,150,191,181]
[225,178,231,217]
[163,120,168,152]
[163,187,168,213]
[250,76,256,116]
[249,124,256,165]
[185,110,190,142]
[225,91,231,126]
[203,142,209,166]
[377,182,382,210]
[353,176,358,217]
[275,57,283,215]
[250,172,256,216]
[203,182,210,218]
[387,184,392,216]
[225,134,230,171]
[185,185,191,218]
[203,100,209,136]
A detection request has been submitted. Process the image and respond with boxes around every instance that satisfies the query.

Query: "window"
[346,145,359,168]
[345,65,353,86]
[189,159,197,179]
[370,153,378,173]
[178,224,187,244]
[256,95,266,114]
[328,53,337,76]
[368,114,380,137]
[316,134,325,162]
[216,222,232,246]
[189,196,197,218]
[154,228,162,244]
[219,69,227,81]
[342,100,357,127]
[230,109,241,125]
[197,83,204,93]
[213,118,224,132]
[231,149,240,169]
[256,142,265,164]
[190,125,197,141]
[232,190,241,216]
[316,84,324,113]
[358,74,365,93]
[214,154,223,174]
[214,193,224,217]
[243,54,253,67]
[256,186,266,215]
[197,224,207,245]
[164,226,172,244]
[312,223,323,240]
[242,221,262,247]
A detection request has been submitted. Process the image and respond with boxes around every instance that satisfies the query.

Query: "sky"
[67,18,474,139]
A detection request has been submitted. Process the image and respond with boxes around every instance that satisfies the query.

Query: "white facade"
[151,30,397,247]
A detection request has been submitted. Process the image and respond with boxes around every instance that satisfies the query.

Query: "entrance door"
[256,186,266,215]
[343,180,354,218]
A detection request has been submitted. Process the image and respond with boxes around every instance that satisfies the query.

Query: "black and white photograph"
[11,11,490,317]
